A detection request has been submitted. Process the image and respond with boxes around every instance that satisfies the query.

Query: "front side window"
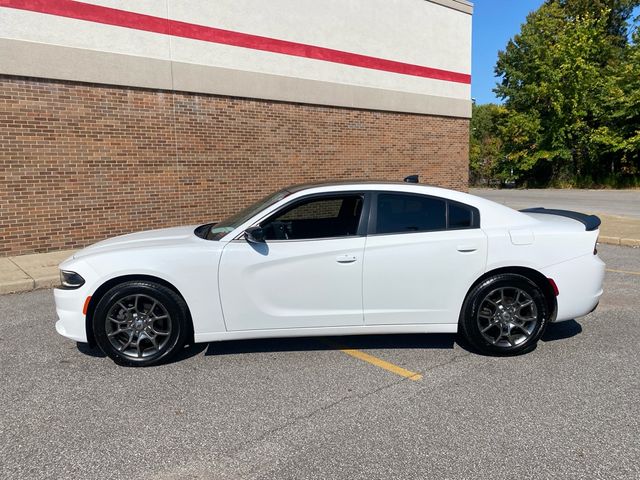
[205,189,291,240]
[375,193,446,234]
[261,194,363,240]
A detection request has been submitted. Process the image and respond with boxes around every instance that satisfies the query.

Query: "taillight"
[547,278,559,296]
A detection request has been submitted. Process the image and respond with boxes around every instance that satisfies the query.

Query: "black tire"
[93,281,189,367]
[459,273,549,356]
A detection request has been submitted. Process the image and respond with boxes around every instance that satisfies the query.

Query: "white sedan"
[54,181,605,366]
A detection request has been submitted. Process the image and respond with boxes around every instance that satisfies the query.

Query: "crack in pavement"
[163,350,477,480]
[155,369,425,479]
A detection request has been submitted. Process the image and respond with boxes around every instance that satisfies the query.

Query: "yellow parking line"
[325,341,422,381]
[606,268,640,276]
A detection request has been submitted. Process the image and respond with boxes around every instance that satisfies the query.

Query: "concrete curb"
[0,272,60,295]
[599,236,640,247]
[0,250,75,295]
[0,276,61,295]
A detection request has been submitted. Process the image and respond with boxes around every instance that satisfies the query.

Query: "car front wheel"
[93,281,189,367]
[459,274,549,356]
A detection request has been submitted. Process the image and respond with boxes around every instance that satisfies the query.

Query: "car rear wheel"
[459,274,549,356]
[93,281,189,367]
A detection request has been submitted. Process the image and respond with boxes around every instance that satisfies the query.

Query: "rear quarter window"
[448,202,474,229]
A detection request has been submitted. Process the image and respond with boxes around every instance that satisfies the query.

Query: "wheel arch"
[461,266,558,323]
[85,274,194,347]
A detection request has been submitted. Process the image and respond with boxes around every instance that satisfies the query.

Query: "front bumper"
[542,253,605,322]
[54,286,89,343]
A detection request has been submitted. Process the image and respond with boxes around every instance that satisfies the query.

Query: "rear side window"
[376,193,446,234]
[373,193,479,234]
[448,202,474,229]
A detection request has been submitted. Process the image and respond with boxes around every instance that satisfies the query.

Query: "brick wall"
[0,75,469,256]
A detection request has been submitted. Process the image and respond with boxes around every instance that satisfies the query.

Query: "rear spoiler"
[520,207,601,231]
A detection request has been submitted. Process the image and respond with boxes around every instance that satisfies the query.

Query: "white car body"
[54,183,605,345]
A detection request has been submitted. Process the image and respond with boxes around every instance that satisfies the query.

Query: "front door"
[219,193,367,331]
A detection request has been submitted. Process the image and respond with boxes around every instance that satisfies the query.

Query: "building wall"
[0,0,472,256]
[0,0,472,117]
[0,76,469,256]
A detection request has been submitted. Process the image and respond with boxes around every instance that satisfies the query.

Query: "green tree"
[469,103,506,184]
[495,0,639,186]
[622,26,640,175]
[553,0,638,44]
[604,24,640,182]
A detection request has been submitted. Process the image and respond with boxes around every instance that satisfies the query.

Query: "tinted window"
[448,202,473,228]
[279,198,343,221]
[206,189,291,240]
[262,195,363,240]
[376,193,446,234]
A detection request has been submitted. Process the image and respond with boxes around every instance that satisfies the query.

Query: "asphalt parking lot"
[1,244,639,480]
[470,188,640,219]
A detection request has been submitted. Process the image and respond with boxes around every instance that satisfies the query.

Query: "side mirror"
[244,226,266,243]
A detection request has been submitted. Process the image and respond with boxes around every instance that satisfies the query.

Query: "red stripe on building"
[0,0,472,84]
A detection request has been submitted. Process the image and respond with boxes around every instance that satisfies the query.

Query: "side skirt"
[194,323,459,343]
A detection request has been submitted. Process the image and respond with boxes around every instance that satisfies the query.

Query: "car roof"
[284,180,423,193]
[283,180,469,200]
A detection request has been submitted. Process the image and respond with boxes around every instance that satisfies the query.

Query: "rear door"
[363,192,487,325]
[219,192,368,331]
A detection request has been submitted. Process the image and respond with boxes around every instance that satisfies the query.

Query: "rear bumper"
[541,253,605,322]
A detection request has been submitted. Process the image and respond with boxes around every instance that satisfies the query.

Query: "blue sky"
[471,0,544,104]
[471,2,640,104]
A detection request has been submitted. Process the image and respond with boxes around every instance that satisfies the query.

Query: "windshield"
[206,189,291,240]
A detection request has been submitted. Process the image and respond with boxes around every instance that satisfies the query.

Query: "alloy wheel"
[105,294,172,359]
[476,287,538,348]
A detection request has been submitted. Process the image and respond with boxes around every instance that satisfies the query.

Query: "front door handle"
[457,245,477,253]
[336,254,357,264]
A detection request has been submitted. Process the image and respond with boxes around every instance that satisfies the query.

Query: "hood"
[73,225,199,259]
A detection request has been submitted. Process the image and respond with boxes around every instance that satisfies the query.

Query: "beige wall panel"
[0,8,172,60]
[169,37,470,101]
[82,0,168,17]
[429,0,473,14]
[172,61,472,117]
[168,0,471,74]
[0,0,472,116]
[0,39,173,90]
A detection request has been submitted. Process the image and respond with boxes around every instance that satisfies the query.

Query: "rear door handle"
[336,254,357,264]
[457,245,477,253]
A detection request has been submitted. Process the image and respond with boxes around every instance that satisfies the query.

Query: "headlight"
[59,270,85,289]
